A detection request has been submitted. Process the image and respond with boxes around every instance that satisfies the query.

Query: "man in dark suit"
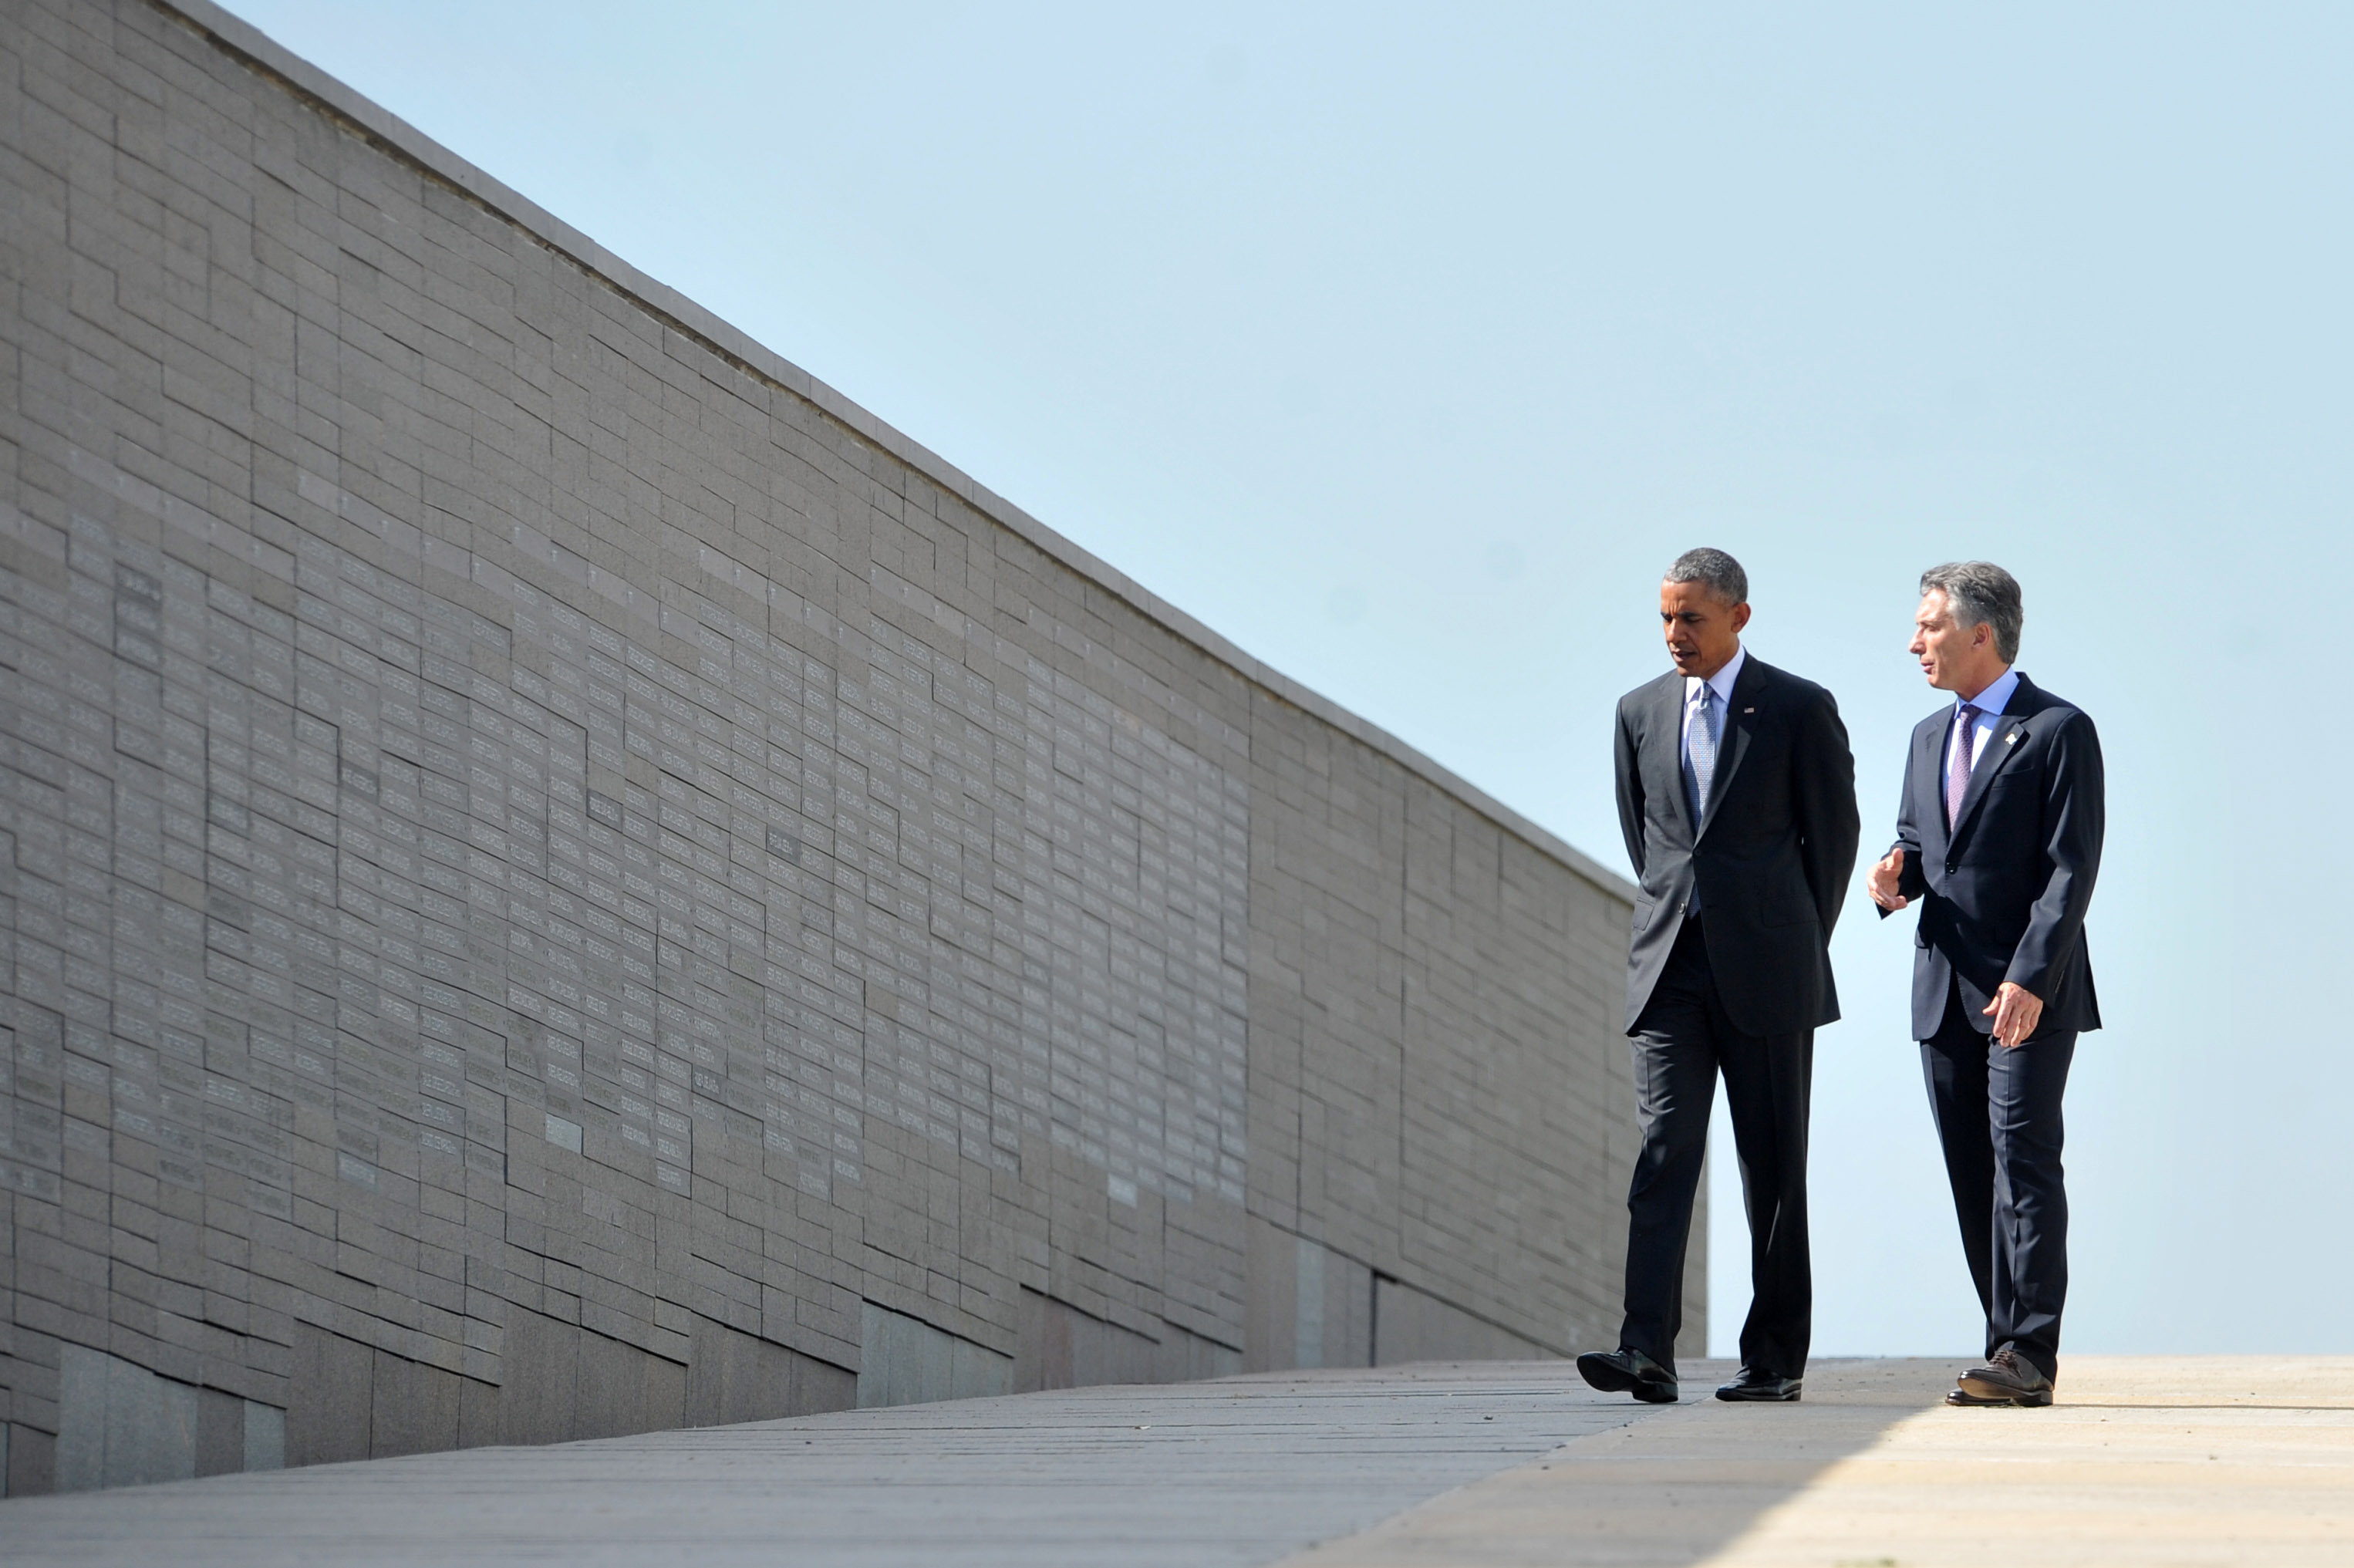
[1867,561,2103,1408]
[1577,548,1859,1404]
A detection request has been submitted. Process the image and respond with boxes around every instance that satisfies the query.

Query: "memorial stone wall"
[0,0,1690,1496]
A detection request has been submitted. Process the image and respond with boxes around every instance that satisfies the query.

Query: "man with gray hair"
[1867,562,2104,1408]
[1578,548,1858,1404]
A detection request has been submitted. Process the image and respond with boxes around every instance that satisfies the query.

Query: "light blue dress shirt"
[1947,665,2022,782]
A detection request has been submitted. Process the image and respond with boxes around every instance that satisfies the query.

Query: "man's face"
[1659,581,1749,679]
[1909,590,1991,692]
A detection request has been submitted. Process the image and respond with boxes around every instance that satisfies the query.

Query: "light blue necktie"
[1685,683,1719,830]
[1682,683,1719,916]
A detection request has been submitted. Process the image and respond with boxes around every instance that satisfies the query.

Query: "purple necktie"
[1944,703,1981,830]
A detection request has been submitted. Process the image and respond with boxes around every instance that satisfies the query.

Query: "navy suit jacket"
[1616,654,1860,1037]
[1886,673,2105,1040]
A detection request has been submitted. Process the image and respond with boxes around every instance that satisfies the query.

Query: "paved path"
[0,1360,1683,1567]
[4,1356,2350,1566]
[1287,1357,2354,1567]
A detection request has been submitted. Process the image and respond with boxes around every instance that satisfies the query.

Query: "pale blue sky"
[221,1,2354,1357]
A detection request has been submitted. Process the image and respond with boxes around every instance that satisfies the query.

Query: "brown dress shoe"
[1954,1346,2054,1407]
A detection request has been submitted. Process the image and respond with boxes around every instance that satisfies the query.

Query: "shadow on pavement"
[1278,1357,1958,1568]
[0,1358,1695,1568]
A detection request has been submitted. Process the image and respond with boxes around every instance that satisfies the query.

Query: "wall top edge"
[158,0,1636,907]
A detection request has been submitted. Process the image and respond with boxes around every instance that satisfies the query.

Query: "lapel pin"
[2007,733,2018,744]
[1743,707,1754,714]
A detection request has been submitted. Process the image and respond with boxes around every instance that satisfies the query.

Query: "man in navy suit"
[1867,562,2103,1408]
[1577,548,1859,1405]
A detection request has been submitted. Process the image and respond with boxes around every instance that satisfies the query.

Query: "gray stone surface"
[0,0,1681,1495]
[56,1344,201,1492]
[0,1361,1694,1566]
[12,1358,2344,1568]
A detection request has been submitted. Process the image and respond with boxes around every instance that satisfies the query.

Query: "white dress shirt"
[1946,665,2021,780]
[1680,646,1745,919]
[1682,643,1747,754]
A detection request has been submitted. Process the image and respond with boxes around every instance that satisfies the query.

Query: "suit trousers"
[1620,915,1815,1378]
[1920,979,2076,1381]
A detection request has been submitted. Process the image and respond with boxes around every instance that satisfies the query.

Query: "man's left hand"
[1983,982,2044,1048]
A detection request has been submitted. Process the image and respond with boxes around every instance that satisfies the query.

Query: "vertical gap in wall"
[1395,774,1411,1212]
[1296,1087,1306,1218]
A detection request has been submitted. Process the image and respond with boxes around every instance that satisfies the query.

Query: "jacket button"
[1944,861,1957,874]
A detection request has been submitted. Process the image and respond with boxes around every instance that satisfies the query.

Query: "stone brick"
[0,0,1663,1498]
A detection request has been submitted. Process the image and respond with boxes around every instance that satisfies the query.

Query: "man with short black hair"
[1577,548,1859,1405]
[1867,562,2103,1408]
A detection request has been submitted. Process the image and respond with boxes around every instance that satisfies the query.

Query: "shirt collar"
[1688,643,1746,706]
[1958,665,2020,717]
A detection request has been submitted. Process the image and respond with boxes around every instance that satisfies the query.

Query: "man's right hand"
[1867,848,1908,910]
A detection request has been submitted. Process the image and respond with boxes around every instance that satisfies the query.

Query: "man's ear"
[1731,602,1753,635]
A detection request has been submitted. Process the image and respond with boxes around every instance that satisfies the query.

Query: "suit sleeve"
[2007,710,2105,1000]
[1614,699,1647,880]
[1884,730,1930,917]
[1794,686,1861,938]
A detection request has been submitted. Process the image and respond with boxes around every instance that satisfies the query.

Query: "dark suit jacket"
[1615,654,1860,1037]
[1885,673,2104,1040]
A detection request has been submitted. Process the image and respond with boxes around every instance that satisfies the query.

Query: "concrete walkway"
[0,1361,1666,1567]
[2,1357,2349,1566]
[1289,1357,2354,1567]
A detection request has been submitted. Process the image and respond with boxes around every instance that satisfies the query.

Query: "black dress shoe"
[1715,1371,1802,1402]
[1953,1346,2054,1408]
[1575,1347,1678,1404]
